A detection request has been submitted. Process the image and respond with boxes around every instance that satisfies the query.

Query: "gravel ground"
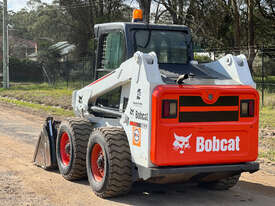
[0,101,275,206]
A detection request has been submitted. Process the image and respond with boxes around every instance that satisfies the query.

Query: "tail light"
[162,100,177,118]
[240,100,254,117]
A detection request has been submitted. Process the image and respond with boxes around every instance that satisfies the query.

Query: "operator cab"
[94,22,230,85]
[94,22,193,80]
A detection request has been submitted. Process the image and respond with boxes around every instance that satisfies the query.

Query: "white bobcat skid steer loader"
[34,10,259,198]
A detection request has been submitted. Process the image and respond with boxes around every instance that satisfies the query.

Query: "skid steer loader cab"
[34,13,260,198]
[93,23,193,79]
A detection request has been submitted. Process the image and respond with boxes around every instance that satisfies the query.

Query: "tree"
[157,0,188,24]
[256,0,275,46]
[6,0,274,75]
[137,0,152,23]
[257,0,275,20]
[247,0,256,73]
[10,1,74,45]
[59,0,130,56]
[37,48,61,85]
[231,0,241,53]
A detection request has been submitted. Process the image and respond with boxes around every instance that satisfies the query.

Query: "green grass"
[260,90,275,107]
[0,83,73,109]
[0,97,74,117]
[260,106,275,128]
[259,151,275,162]
[259,134,275,162]
[254,75,275,83]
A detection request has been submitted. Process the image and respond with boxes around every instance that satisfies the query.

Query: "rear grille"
[179,96,239,122]
[179,96,239,106]
[179,111,238,122]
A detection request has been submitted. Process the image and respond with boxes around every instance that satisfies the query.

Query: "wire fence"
[194,46,275,106]
[2,46,275,107]
[56,56,95,89]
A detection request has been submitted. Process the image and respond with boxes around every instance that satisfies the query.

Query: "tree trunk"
[99,0,104,16]
[247,0,256,74]
[138,0,152,23]
[232,0,241,54]
[160,0,186,25]
[154,1,161,23]
[178,0,184,24]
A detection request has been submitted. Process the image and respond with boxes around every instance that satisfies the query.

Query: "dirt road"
[0,102,275,206]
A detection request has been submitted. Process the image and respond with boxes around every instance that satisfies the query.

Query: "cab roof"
[94,22,190,38]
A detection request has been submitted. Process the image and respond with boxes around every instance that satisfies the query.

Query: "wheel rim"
[60,132,71,166]
[91,144,105,182]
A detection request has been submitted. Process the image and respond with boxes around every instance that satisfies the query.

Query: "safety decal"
[130,121,147,129]
[136,88,141,100]
[132,126,141,147]
[129,108,148,121]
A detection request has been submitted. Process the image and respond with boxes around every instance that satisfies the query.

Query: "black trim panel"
[179,111,239,122]
[179,96,239,107]
[137,162,259,180]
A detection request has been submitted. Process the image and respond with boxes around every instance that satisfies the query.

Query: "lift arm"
[72,52,163,117]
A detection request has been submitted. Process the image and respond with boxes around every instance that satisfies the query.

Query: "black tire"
[56,118,92,180]
[200,174,241,190]
[86,127,132,198]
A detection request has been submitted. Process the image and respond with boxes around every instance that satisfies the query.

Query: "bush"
[7,57,44,82]
[194,54,212,63]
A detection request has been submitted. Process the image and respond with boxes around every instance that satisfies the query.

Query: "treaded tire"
[56,118,92,180]
[86,127,132,198]
[200,174,241,190]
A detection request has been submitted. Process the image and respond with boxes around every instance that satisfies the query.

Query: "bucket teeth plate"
[33,127,52,169]
[33,117,58,170]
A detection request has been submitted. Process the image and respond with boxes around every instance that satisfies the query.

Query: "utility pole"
[2,0,9,88]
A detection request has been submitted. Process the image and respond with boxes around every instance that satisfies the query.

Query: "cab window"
[99,31,126,71]
[134,30,188,64]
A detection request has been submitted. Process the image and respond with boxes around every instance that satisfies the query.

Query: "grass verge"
[0,83,73,109]
[259,106,275,162]
[0,97,74,117]
[259,151,275,162]
[259,106,275,128]
[259,134,275,162]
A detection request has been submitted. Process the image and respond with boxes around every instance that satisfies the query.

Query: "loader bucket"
[33,117,60,170]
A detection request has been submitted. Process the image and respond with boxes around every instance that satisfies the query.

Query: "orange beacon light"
[132,9,143,22]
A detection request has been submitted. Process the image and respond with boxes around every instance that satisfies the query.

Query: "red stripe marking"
[179,106,239,112]
[88,72,113,87]
[130,121,140,127]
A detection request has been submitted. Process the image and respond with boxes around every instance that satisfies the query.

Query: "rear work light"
[240,100,255,117]
[162,100,177,118]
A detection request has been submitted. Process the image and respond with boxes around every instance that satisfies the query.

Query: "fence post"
[262,46,264,106]
[213,49,215,61]
[82,57,85,88]
[66,60,69,88]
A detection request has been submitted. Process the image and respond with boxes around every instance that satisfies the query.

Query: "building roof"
[49,41,76,56]
[28,41,75,60]
[0,36,37,48]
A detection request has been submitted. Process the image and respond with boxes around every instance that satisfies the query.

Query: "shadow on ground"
[109,181,275,206]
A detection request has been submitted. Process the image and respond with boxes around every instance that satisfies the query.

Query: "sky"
[6,0,154,13]
[8,0,53,12]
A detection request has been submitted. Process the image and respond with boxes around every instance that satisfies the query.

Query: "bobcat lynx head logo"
[173,133,192,154]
